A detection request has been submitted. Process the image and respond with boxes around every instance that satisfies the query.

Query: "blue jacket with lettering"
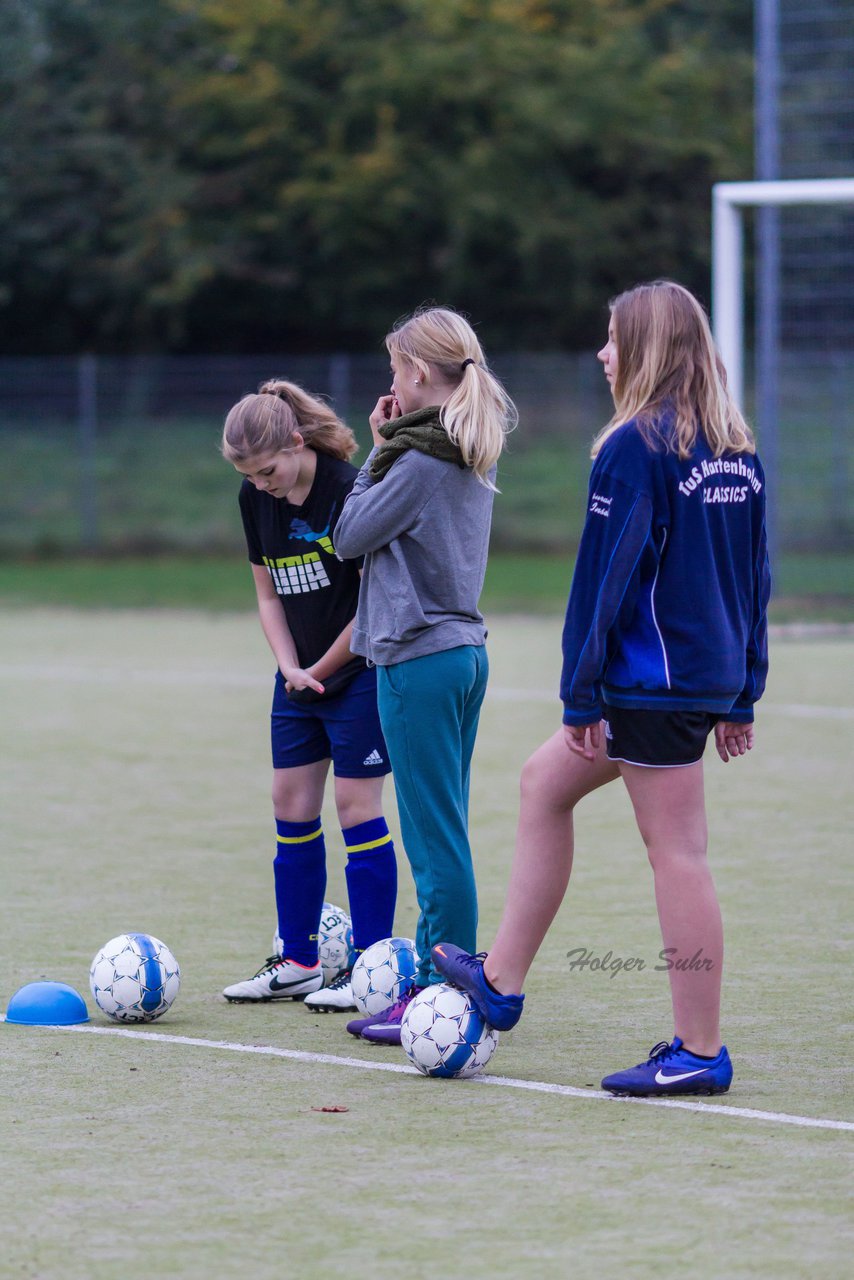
[560,413,770,726]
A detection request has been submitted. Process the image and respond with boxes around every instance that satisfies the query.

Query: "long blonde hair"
[592,281,755,460]
[386,307,517,485]
[221,378,357,464]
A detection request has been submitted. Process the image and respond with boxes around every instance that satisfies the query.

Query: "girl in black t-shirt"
[219,379,397,1012]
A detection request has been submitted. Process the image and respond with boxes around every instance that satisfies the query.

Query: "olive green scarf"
[368,405,465,481]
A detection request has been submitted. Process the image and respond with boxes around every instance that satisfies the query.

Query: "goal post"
[712,177,854,411]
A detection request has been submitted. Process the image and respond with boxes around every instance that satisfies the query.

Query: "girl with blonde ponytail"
[334,306,517,1045]
[433,282,771,1102]
[219,379,398,1013]
[378,306,517,486]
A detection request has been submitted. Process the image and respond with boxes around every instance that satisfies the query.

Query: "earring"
[414,380,421,386]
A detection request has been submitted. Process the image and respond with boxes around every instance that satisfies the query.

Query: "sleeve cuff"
[724,706,755,724]
[562,705,602,727]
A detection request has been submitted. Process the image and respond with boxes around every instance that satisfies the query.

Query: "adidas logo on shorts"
[363,748,384,766]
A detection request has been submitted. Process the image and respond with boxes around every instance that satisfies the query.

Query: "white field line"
[0,663,851,721]
[2,661,850,1126]
[11,1021,850,1133]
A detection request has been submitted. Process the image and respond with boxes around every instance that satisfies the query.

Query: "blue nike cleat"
[601,1037,733,1096]
[431,944,524,1031]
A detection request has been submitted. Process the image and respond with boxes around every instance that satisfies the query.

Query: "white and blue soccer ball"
[401,983,499,1079]
[351,936,418,1016]
[273,902,355,985]
[89,933,180,1023]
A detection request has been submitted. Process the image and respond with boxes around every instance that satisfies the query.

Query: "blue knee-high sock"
[273,817,327,967]
[342,818,398,955]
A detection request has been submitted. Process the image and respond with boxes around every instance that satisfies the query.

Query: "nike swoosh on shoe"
[268,972,317,991]
[654,1068,707,1085]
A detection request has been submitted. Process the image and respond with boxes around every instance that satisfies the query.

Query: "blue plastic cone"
[4,981,90,1026]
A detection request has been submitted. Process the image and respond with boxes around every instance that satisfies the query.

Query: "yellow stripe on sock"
[344,834,392,853]
[276,827,323,844]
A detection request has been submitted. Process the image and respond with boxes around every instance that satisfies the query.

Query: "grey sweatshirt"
[333,447,495,666]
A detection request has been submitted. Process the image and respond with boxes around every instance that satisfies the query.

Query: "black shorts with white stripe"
[602,704,719,768]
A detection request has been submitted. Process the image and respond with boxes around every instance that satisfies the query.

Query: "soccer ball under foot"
[401,983,498,1078]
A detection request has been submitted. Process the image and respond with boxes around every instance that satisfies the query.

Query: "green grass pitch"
[1,609,852,1279]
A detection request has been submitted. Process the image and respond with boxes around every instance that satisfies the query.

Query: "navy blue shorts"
[271,665,391,778]
[603,704,718,768]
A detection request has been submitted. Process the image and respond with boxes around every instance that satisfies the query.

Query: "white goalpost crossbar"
[711,177,854,409]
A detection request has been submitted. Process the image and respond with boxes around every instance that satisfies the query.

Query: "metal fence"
[0,352,612,555]
[0,351,850,556]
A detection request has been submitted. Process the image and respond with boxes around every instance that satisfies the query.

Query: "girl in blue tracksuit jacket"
[433,281,771,1099]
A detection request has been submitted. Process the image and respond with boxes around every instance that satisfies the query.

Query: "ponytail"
[222,378,357,465]
[386,307,517,486]
[440,358,517,486]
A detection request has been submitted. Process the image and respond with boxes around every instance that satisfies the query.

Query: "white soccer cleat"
[222,955,323,1002]
[303,970,356,1012]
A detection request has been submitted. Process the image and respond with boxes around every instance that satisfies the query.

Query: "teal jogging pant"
[376,644,488,987]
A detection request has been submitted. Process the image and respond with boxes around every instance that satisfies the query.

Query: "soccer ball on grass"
[350,936,418,1016]
[273,901,355,985]
[89,933,180,1023]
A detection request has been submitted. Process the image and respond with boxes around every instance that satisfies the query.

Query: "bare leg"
[618,760,723,1057]
[485,728,619,994]
[333,773,387,829]
[272,759,330,822]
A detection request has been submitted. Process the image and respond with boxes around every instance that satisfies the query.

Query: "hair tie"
[460,358,476,371]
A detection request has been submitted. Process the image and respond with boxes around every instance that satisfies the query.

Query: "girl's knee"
[272,781,323,824]
[645,835,709,873]
[519,754,545,805]
[334,776,385,830]
[335,797,379,829]
[519,752,575,814]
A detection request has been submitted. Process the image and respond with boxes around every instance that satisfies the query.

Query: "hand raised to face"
[369,394,401,447]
